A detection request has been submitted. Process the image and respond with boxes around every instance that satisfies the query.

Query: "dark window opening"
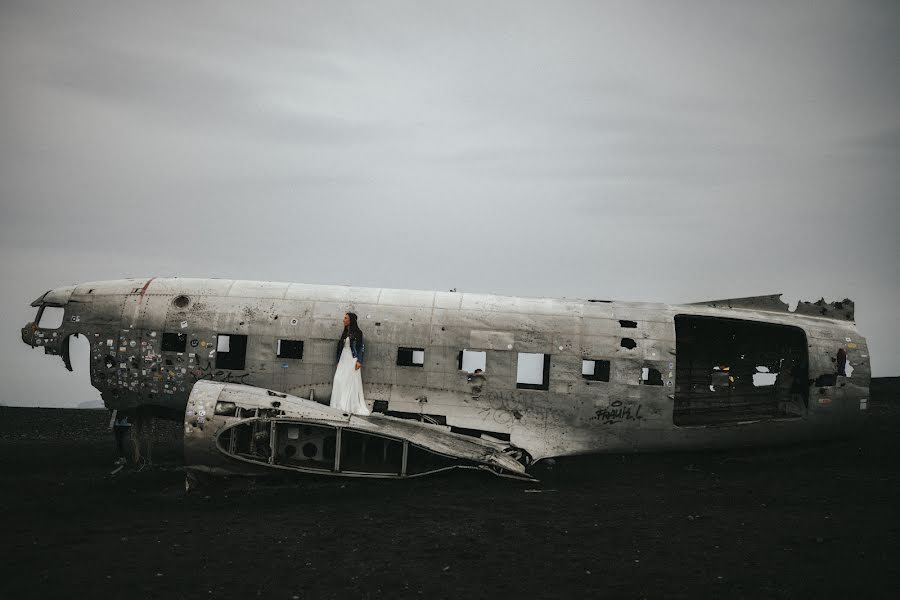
[836,348,848,377]
[449,426,511,442]
[372,400,389,413]
[384,411,448,426]
[516,353,551,391]
[215,334,248,370]
[619,320,638,328]
[172,295,190,309]
[397,347,425,367]
[674,315,809,426]
[583,359,611,382]
[161,332,187,353]
[815,374,837,387]
[620,338,637,350]
[277,339,304,359]
[641,367,664,386]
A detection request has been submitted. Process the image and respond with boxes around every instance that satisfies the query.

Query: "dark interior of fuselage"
[218,420,461,476]
[674,315,809,426]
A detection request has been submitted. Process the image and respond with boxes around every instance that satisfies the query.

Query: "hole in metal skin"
[38,306,65,329]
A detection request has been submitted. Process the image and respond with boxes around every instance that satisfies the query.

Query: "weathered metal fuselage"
[21,278,870,464]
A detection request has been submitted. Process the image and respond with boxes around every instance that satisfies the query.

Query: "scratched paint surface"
[20,278,870,459]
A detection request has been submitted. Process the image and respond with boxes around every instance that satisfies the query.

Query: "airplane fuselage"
[21,278,870,461]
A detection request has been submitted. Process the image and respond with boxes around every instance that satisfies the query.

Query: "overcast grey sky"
[1,1,898,407]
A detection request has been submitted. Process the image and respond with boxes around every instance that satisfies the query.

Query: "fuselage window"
[516,352,550,391]
[277,339,304,359]
[161,332,187,352]
[397,347,425,367]
[458,349,487,373]
[216,334,248,370]
[37,305,65,329]
[582,359,611,382]
[641,367,664,386]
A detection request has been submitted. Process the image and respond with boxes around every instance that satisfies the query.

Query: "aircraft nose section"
[21,322,36,347]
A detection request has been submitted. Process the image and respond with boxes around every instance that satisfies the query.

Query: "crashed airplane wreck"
[21,278,870,482]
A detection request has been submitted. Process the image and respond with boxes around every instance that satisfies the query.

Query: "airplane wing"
[184,381,533,480]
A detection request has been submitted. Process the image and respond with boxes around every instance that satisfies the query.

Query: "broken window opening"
[277,339,304,360]
[516,352,550,391]
[836,348,847,377]
[214,401,237,417]
[641,367,664,386]
[619,320,638,328]
[620,338,637,350]
[674,315,809,426]
[161,332,187,353]
[582,359,611,382]
[215,334,248,370]
[397,347,425,367]
[458,349,487,374]
[37,305,65,329]
[172,295,190,309]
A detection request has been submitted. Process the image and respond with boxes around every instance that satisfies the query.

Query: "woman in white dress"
[329,312,370,415]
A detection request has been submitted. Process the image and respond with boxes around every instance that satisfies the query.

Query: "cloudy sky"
[1,1,898,407]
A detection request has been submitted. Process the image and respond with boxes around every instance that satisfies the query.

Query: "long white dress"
[330,337,370,415]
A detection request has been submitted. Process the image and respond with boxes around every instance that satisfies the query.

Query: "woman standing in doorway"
[330,312,370,415]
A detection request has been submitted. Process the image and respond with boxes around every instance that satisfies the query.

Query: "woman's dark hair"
[340,312,362,344]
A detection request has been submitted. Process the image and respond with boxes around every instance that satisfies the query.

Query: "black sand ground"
[1,380,898,599]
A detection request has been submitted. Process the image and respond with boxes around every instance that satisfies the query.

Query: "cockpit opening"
[37,305,65,329]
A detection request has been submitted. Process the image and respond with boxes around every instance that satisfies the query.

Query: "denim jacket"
[336,333,365,365]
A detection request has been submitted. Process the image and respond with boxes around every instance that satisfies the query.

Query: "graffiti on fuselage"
[591,400,644,425]
[475,389,551,429]
[190,355,252,385]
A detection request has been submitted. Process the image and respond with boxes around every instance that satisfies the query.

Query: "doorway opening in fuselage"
[63,332,103,408]
[674,315,809,426]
